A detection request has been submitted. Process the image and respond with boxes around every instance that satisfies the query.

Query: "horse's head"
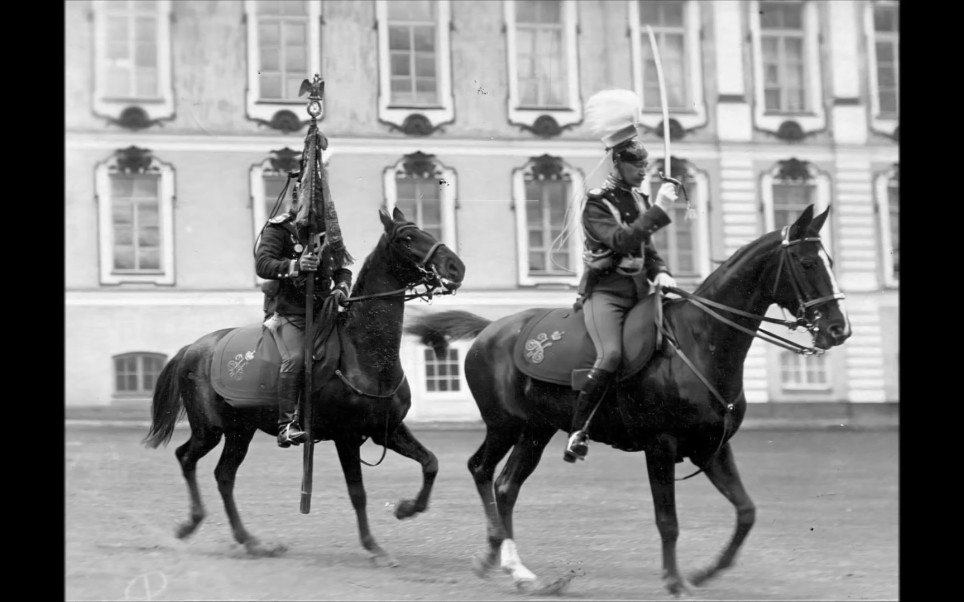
[378,207,465,292]
[766,205,851,350]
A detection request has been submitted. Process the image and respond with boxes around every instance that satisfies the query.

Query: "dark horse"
[143,207,465,565]
[406,205,850,595]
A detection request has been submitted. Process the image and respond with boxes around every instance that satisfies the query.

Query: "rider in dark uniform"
[256,195,352,448]
[564,111,680,463]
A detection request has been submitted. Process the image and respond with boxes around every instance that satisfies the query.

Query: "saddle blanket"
[512,297,659,388]
[211,323,285,408]
[211,321,340,408]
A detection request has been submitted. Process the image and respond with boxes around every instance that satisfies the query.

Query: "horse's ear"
[787,205,815,240]
[809,205,831,234]
[379,208,393,230]
[392,206,406,222]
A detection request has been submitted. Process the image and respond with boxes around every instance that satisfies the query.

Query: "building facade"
[65,0,899,420]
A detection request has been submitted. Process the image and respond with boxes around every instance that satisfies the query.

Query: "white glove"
[651,272,677,291]
[654,183,678,212]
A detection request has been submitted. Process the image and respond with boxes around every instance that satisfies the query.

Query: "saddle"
[512,296,662,389]
[211,318,343,408]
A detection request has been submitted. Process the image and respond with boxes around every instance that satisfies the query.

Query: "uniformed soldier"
[564,91,682,463]
[256,197,352,448]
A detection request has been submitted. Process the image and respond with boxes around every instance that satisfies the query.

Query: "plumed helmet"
[584,89,648,165]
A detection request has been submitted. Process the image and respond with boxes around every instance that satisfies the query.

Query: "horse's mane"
[691,229,782,297]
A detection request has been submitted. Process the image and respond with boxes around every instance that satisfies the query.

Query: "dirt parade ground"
[65,422,898,601]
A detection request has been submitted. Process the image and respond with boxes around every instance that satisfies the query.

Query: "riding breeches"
[263,314,308,373]
[583,291,636,373]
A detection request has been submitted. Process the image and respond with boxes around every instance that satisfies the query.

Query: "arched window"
[383,152,458,250]
[760,158,833,254]
[94,147,176,285]
[512,155,584,286]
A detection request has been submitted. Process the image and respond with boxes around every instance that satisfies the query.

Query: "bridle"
[342,222,456,304]
[653,227,846,480]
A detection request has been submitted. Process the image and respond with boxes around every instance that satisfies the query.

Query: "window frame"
[864,0,899,135]
[91,0,175,123]
[383,154,458,251]
[760,160,833,256]
[375,0,455,130]
[778,349,831,392]
[748,0,826,135]
[411,339,472,401]
[95,150,176,286]
[628,0,707,132]
[512,157,584,287]
[642,161,712,281]
[243,0,323,126]
[874,165,899,289]
[504,0,583,130]
[113,351,168,398]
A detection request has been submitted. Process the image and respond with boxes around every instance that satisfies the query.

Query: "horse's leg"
[493,424,573,594]
[382,422,437,520]
[173,426,222,540]
[688,441,756,586]
[213,424,284,557]
[646,435,689,596]
[466,420,524,579]
[334,437,398,568]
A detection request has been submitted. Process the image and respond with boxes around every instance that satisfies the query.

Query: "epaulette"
[268,213,290,224]
[587,188,605,199]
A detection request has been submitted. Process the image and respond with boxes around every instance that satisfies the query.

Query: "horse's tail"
[406,310,492,357]
[142,345,189,449]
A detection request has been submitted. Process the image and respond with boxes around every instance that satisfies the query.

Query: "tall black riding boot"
[277,372,307,448]
[563,368,613,463]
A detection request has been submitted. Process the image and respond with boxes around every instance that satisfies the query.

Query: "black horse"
[143,207,465,565]
[406,205,851,595]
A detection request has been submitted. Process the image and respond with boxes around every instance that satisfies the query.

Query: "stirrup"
[563,431,589,463]
[277,423,307,448]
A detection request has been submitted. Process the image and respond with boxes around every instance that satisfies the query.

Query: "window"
[244,0,322,128]
[628,0,706,132]
[875,165,899,287]
[749,0,825,136]
[761,158,833,254]
[513,155,584,286]
[504,0,582,131]
[779,350,829,391]
[92,0,174,126]
[865,0,899,135]
[114,352,167,396]
[376,1,454,132]
[423,347,461,392]
[383,152,458,249]
[644,159,711,280]
[95,147,176,285]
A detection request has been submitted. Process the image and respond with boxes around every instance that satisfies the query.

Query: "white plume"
[584,89,641,139]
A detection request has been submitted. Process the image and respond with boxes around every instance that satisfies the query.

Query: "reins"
[654,228,844,481]
[328,222,450,466]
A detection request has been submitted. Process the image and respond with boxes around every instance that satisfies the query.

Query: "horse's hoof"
[516,574,576,596]
[471,553,496,579]
[245,540,286,557]
[371,553,399,568]
[665,577,691,597]
[689,568,712,586]
[175,523,197,539]
[394,499,419,520]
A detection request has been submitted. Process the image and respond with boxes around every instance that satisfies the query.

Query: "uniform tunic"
[255,212,352,372]
[578,175,672,372]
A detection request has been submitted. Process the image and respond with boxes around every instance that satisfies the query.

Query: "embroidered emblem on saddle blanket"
[211,321,341,408]
[512,297,660,389]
